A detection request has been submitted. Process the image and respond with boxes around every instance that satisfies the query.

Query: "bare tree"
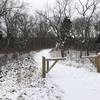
[75,0,100,56]
[33,13,50,38]
[0,0,25,47]
[36,0,73,57]
[94,12,100,35]
[0,0,9,17]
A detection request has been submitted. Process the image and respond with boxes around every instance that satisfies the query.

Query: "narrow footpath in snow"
[34,49,100,100]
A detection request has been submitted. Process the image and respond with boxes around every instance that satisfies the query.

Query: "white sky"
[20,0,84,18]
[19,0,100,19]
[21,0,56,12]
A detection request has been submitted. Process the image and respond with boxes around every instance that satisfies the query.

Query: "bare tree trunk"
[61,48,65,57]
[68,48,69,54]
[80,44,82,58]
[86,46,89,56]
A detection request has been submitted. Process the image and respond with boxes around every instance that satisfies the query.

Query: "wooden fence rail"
[42,54,100,78]
[82,54,100,72]
[42,56,66,78]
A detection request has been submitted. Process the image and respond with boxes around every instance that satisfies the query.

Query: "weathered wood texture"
[42,56,46,78]
[82,54,100,73]
[42,56,66,78]
[42,54,100,78]
[96,54,100,72]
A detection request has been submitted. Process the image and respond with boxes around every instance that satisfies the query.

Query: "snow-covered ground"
[34,49,100,100]
[0,49,100,100]
[0,52,63,100]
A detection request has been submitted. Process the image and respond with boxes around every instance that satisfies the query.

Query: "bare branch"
[85,0,90,8]
[79,0,85,13]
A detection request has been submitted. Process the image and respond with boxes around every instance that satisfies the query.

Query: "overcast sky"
[21,0,56,12]
[19,0,100,19]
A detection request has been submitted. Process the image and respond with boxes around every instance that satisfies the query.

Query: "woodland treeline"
[0,0,100,56]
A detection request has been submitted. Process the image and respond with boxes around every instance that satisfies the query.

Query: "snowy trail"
[34,49,100,100]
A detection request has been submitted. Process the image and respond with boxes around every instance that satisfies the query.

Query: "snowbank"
[0,52,63,100]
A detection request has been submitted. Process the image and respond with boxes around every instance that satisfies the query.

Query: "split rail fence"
[42,54,100,78]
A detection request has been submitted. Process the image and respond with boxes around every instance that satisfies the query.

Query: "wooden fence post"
[96,53,100,73]
[42,56,46,78]
[47,60,49,73]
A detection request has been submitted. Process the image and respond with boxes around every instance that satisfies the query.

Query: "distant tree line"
[0,0,100,56]
[0,0,56,53]
[37,0,100,57]
[0,37,56,53]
